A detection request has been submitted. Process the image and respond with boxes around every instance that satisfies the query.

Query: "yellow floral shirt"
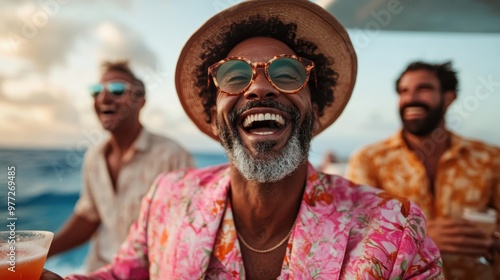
[346,131,500,279]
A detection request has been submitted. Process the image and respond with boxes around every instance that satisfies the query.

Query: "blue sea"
[0,148,228,276]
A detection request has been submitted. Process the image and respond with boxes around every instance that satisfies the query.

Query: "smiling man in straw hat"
[42,1,443,279]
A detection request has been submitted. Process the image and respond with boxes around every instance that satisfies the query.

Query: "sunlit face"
[211,37,316,183]
[93,70,144,132]
[397,69,446,136]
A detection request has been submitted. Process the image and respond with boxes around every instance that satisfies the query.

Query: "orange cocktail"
[0,231,54,280]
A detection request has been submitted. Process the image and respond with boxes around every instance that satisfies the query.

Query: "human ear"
[137,96,145,109]
[443,90,457,109]
[210,107,219,137]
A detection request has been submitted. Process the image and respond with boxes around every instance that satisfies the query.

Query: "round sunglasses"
[89,81,130,97]
[208,54,316,96]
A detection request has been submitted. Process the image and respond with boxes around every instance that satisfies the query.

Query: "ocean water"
[0,148,228,276]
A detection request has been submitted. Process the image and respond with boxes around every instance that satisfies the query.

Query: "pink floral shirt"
[66,163,443,279]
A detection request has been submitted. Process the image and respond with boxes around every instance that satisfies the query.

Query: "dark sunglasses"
[89,81,129,97]
[208,54,316,96]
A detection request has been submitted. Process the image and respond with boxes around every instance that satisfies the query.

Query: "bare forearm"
[48,214,100,257]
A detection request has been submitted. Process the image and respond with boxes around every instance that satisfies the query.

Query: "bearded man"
[346,61,500,279]
[42,1,443,279]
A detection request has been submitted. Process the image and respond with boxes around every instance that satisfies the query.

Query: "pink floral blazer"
[66,163,443,279]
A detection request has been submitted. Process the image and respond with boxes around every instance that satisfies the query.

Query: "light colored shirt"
[67,163,443,279]
[319,163,343,175]
[73,129,194,271]
[346,131,500,279]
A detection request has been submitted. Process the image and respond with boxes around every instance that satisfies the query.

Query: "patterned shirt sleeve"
[390,201,444,279]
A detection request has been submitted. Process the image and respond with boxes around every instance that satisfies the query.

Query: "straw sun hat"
[175,0,357,141]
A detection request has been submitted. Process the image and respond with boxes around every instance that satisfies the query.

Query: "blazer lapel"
[172,167,231,279]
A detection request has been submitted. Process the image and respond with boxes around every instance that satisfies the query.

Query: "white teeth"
[277,115,284,125]
[254,131,273,135]
[405,107,426,115]
[243,113,285,128]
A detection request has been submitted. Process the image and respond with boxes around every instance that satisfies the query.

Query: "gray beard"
[217,100,314,183]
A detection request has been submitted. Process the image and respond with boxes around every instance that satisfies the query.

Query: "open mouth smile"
[240,110,288,136]
[99,106,117,115]
[403,106,427,119]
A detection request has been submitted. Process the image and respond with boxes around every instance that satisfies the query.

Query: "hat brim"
[176,0,357,141]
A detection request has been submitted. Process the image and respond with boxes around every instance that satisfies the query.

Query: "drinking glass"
[462,207,497,265]
[0,230,54,280]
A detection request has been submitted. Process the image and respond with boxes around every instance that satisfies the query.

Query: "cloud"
[94,21,157,70]
[74,0,136,11]
[0,1,161,148]
[0,2,89,72]
[0,1,157,73]
[0,87,82,148]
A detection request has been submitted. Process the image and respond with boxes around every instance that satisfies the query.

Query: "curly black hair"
[395,61,458,94]
[194,15,338,124]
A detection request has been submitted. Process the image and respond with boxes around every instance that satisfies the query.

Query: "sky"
[1,0,499,165]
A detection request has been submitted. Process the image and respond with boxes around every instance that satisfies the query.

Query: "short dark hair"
[101,60,145,97]
[396,61,458,94]
[194,15,338,124]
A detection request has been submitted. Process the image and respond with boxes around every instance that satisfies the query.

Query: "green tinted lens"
[89,84,103,97]
[268,57,308,91]
[215,60,253,94]
[107,82,127,96]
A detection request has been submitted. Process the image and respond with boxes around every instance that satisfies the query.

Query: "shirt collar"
[444,132,468,159]
[392,130,468,157]
[387,131,407,149]
[132,128,150,152]
[100,128,150,163]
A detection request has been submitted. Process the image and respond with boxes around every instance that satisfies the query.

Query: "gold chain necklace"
[237,220,296,254]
